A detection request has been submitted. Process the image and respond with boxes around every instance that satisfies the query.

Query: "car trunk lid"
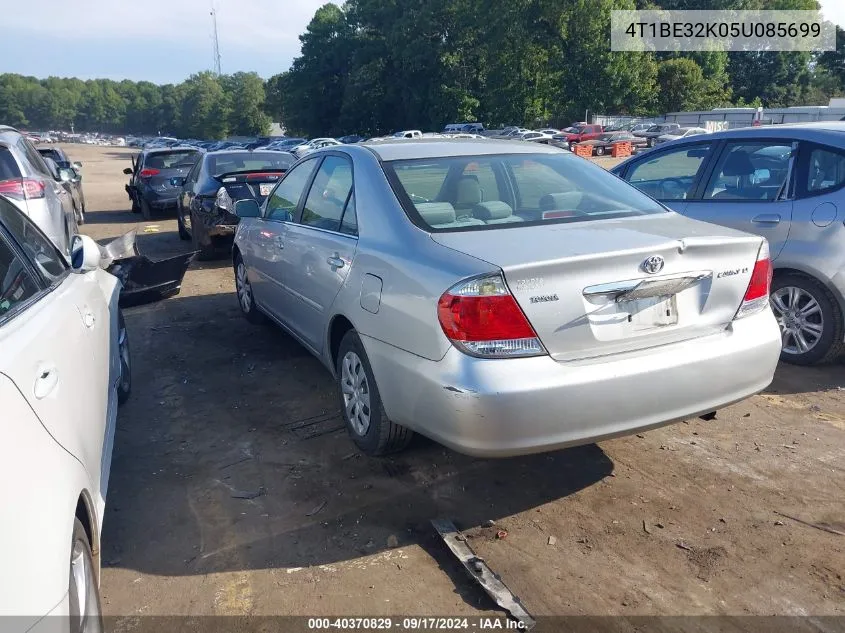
[214,169,286,204]
[430,214,764,361]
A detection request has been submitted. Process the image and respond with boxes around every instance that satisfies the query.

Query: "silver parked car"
[232,140,782,457]
[0,126,77,256]
[613,122,845,365]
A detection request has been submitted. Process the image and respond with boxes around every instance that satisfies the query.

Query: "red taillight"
[0,178,46,200]
[735,241,773,319]
[437,274,545,357]
[139,168,160,178]
[245,172,283,180]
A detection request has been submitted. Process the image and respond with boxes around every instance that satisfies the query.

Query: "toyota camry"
[230,139,782,457]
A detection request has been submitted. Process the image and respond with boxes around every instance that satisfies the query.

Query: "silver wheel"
[341,351,371,436]
[236,261,252,313]
[70,534,103,633]
[771,286,824,355]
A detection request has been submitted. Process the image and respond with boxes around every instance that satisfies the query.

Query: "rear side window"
[300,156,353,231]
[627,144,713,201]
[386,153,665,231]
[0,196,67,284]
[0,147,21,181]
[805,146,845,194]
[17,138,51,177]
[703,142,793,202]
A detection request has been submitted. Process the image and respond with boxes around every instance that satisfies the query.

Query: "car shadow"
[102,290,614,584]
[766,358,845,395]
[85,208,141,225]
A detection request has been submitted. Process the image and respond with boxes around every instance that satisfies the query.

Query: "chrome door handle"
[327,255,345,269]
[752,214,781,225]
[34,365,59,399]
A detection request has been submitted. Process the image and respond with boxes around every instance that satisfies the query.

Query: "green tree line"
[1,0,843,139]
[0,71,271,139]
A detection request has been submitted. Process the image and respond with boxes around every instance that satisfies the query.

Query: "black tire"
[336,330,413,456]
[647,138,654,148]
[117,311,131,405]
[68,518,103,633]
[234,254,265,324]
[131,196,140,214]
[140,198,153,220]
[595,146,605,156]
[770,274,844,365]
[177,210,190,241]
[76,203,85,226]
[191,213,217,260]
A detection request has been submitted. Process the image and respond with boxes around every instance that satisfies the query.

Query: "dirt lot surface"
[66,144,844,623]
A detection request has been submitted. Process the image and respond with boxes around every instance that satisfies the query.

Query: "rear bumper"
[364,309,782,457]
[139,187,178,209]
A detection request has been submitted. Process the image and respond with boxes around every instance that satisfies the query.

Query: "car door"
[620,141,717,213]
[0,198,114,498]
[281,154,358,351]
[683,140,796,260]
[243,157,319,320]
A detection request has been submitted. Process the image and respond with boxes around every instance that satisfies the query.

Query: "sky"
[1,0,844,85]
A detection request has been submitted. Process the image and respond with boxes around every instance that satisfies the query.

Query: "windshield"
[209,152,294,176]
[385,153,666,231]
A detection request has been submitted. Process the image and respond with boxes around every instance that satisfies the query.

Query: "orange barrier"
[573,144,593,158]
[611,141,632,158]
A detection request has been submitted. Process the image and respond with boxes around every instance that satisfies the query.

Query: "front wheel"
[336,330,413,456]
[68,518,103,633]
[177,210,190,241]
[140,198,153,220]
[770,275,844,365]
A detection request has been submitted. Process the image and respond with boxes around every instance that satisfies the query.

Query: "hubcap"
[70,539,102,633]
[118,324,130,391]
[341,351,371,435]
[237,262,252,312]
[771,286,824,355]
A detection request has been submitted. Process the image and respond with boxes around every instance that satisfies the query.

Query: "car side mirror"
[70,234,102,273]
[58,168,73,182]
[170,176,186,186]
[123,167,133,175]
[72,161,82,169]
[235,199,261,218]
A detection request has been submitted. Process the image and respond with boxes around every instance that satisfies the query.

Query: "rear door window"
[0,147,21,181]
[803,145,845,195]
[300,156,353,232]
[626,144,713,201]
[0,231,40,323]
[0,196,67,284]
[703,142,793,201]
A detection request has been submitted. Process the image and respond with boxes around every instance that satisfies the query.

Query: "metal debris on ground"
[306,500,328,516]
[676,541,693,552]
[643,520,652,535]
[496,530,508,540]
[231,486,265,500]
[775,511,845,536]
[483,519,496,528]
[547,535,557,545]
[431,519,536,630]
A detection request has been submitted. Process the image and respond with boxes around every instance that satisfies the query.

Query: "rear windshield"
[384,153,665,231]
[143,151,199,169]
[0,147,21,180]
[208,152,294,176]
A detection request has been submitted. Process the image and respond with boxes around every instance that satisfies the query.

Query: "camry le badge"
[642,255,665,274]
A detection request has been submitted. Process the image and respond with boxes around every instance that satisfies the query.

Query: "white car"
[0,195,131,630]
[293,138,342,157]
[654,127,709,145]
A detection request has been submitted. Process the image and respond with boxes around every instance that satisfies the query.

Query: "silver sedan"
[232,140,782,457]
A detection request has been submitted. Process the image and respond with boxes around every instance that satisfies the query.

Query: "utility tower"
[210,2,222,76]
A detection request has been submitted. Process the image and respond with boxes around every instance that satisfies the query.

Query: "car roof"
[361,138,565,161]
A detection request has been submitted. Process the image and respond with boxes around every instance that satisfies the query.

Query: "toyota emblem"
[642,255,665,274]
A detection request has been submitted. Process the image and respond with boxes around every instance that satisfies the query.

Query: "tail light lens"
[437,274,546,358]
[735,240,773,319]
[139,168,160,178]
[0,178,46,200]
[216,186,233,211]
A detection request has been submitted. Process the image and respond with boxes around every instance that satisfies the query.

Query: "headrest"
[456,175,481,206]
[721,151,755,177]
[539,192,583,211]
[473,201,513,220]
[416,202,456,225]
